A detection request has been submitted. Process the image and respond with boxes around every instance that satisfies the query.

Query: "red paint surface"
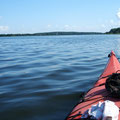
[66,51,120,120]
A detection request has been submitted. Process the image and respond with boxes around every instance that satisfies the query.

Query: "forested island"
[0,32,103,37]
[106,27,120,34]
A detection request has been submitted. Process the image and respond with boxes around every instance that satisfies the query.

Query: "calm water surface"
[0,35,120,120]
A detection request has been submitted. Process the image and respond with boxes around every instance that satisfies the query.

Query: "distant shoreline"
[0,32,103,37]
[1,28,120,37]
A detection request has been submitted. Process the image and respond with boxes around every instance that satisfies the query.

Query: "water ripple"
[0,35,120,120]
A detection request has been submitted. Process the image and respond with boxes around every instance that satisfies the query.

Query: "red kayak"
[66,51,120,120]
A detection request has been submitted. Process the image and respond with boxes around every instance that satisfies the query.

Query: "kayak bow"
[66,51,120,120]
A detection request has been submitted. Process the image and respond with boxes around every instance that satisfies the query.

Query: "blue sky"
[0,0,120,33]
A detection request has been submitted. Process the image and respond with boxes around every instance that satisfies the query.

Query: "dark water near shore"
[0,35,120,120]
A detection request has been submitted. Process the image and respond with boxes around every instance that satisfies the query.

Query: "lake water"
[0,35,120,120]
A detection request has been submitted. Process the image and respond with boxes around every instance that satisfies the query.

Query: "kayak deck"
[66,51,120,120]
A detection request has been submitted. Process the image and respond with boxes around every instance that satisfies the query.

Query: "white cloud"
[64,25,80,31]
[64,25,69,28]
[47,24,52,28]
[0,26,9,31]
[117,8,120,19]
[64,25,71,30]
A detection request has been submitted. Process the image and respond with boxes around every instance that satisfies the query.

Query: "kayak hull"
[66,51,120,120]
